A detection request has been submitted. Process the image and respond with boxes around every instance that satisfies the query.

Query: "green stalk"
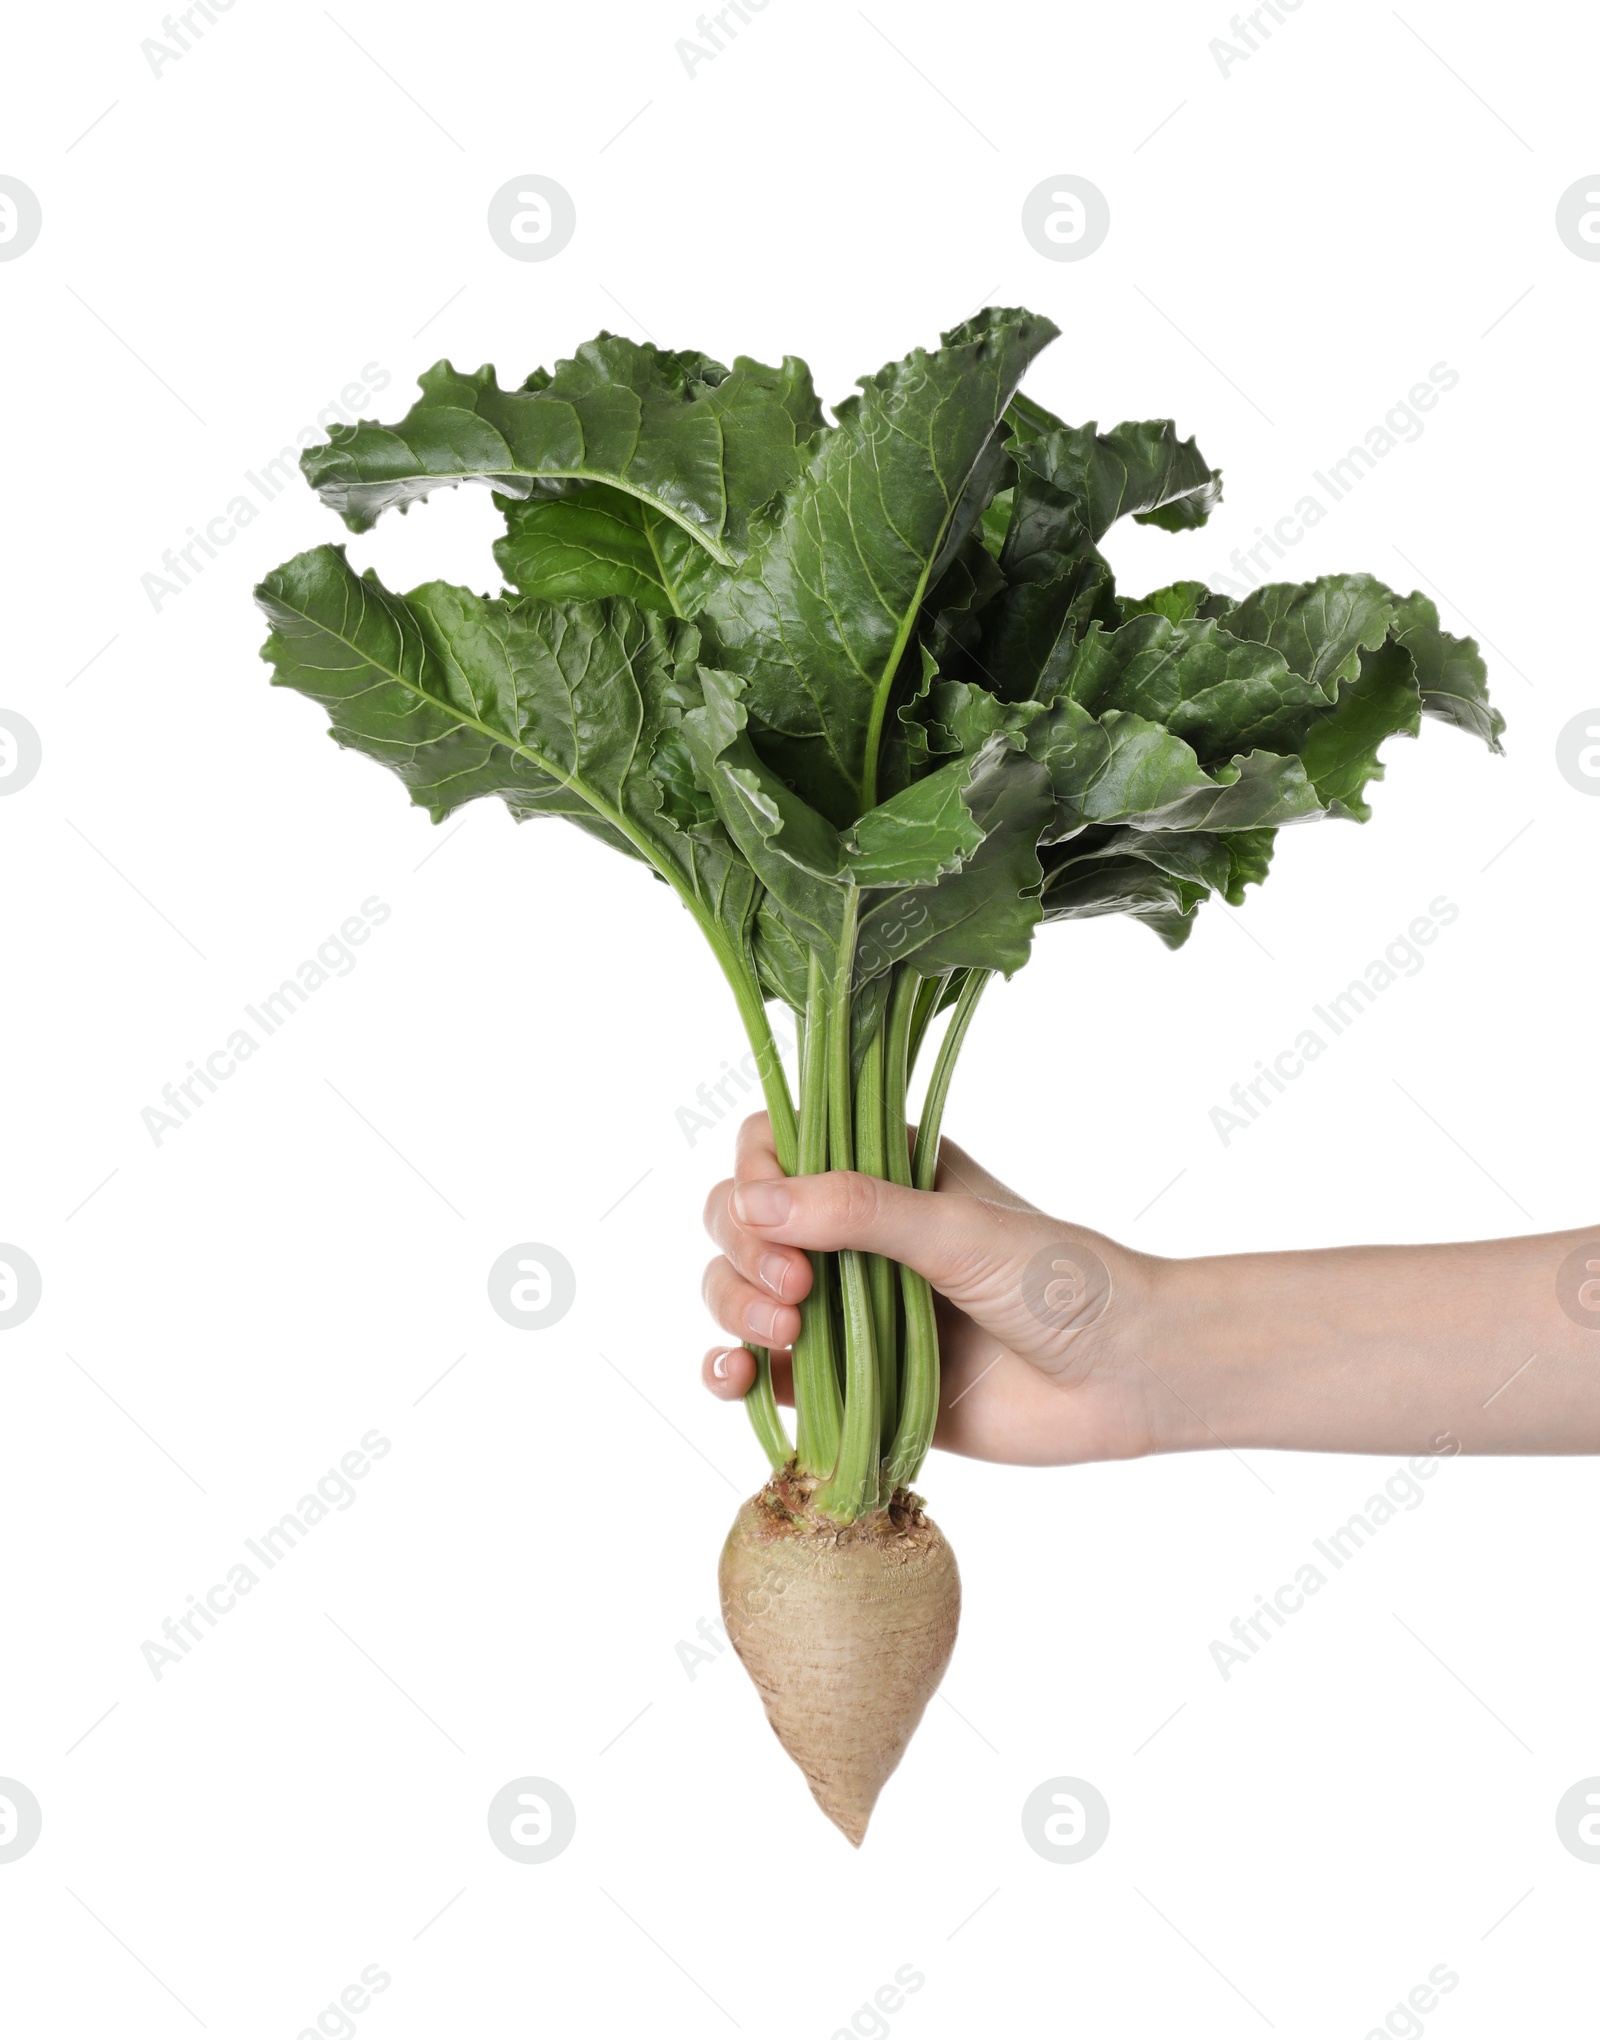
[853,998,898,1453]
[912,969,989,1192]
[815,891,882,1523]
[882,968,921,1192]
[789,954,842,1476]
[885,968,991,1486]
[713,941,798,1173]
[741,1354,793,1470]
[713,958,800,1469]
[907,969,950,1075]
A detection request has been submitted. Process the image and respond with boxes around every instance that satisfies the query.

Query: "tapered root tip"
[819,1798,870,1848]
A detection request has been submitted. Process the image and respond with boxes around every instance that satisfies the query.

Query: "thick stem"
[912,968,989,1190]
[885,968,992,1486]
[854,998,898,1454]
[710,945,797,1469]
[907,969,950,1076]
[714,942,798,1174]
[790,955,842,1475]
[882,968,921,1191]
[816,893,882,1523]
[742,1353,793,1469]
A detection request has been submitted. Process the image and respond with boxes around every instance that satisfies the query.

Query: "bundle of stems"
[738,952,989,1521]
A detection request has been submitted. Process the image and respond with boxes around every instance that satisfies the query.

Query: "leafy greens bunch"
[256,305,1501,1525]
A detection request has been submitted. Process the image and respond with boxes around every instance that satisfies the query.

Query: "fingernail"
[735,1181,791,1226]
[744,1301,780,1342]
[711,1349,731,1380]
[758,1253,790,1298]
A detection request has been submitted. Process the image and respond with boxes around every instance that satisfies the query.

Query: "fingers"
[701,1343,757,1398]
[702,1345,794,1406]
[702,1113,813,1308]
[702,1253,803,1350]
[734,1111,783,1182]
[703,1176,814,1304]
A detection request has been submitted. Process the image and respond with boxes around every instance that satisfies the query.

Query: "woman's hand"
[699,1113,1163,1466]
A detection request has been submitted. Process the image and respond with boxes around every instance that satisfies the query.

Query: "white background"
[2,0,1597,2033]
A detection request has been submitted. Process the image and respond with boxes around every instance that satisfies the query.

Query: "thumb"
[733,1167,1033,1304]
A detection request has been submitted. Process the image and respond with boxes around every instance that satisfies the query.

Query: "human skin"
[700,1115,1600,1464]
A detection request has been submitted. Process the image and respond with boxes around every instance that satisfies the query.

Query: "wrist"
[1120,1249,1267,1457]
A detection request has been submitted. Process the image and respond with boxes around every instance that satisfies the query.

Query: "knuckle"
[835,1169,881,1235]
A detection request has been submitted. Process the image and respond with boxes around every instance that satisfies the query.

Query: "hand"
[699,1113,1162,1466]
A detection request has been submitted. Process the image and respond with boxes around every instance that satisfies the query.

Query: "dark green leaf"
[700,307,1059,824]
[254,545,758,948]
[1217,573,1396,695]
[301,339,825,556]
[1393,591,1504,750]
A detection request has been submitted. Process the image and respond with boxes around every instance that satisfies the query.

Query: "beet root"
[718,1471,960,1845]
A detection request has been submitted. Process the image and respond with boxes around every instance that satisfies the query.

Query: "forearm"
[1141,1229,1600,1456]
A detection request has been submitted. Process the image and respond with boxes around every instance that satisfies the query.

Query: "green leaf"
[1120,579,1211,624]
[1001,416,1222,581]
[254,546,758,947]
[700,306,1059,824]
[976,550,1121,706]
[1042,613,1335,763]
[1223,827,1278,901]
[494,489,719,616]
[1027,693,1321,837]
[843,749,990,887]
[1038,835,1209,948]
[301,338,825,556]
[1392,591,1505,750]
[680,665,848,960]
[1297,636,1422,821]
[855,750,1052,983]
[752,896,811,1012]
[1216,573,1397,695]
